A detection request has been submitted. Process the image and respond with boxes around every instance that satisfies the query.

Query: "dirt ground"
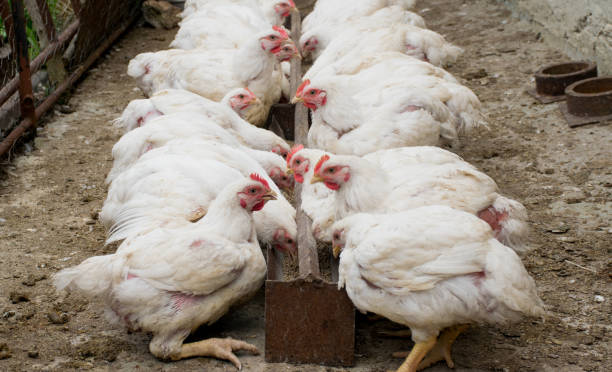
[0,0,610,371]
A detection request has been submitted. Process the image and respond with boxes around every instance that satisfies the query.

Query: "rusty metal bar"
[35,0,58,41]
[11,0,36,127]
[0,19,79,108]
[0,11,137,157]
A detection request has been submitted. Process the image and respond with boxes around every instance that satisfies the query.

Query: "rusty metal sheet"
[265,277,355,366]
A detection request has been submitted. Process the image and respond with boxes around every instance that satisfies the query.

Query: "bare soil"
[0,0,610,371]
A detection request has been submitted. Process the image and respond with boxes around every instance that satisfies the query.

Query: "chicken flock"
[54,1,546,371]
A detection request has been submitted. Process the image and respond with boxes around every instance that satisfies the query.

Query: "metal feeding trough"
[559,76,612,127]
[527,61,597,103]
[264,11,356,367]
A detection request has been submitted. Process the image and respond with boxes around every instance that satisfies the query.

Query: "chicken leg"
[177,337,259,370]
[395,336,437,372]
[417,324,469,370]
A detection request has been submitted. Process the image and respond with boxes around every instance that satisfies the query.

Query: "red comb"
[250,173,271,190]
[286,144,304,166]
[272,26,289,39]
[296,79,310,98]
[314,154,330,175]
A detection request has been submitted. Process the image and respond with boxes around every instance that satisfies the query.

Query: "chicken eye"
[270,35,277,40]
[333,233,339,240]
[327,168,335,173]
[249,188,257,194]
[295,159,301,164]
[287,238,293,244]
[309,90,316,95]
[282,176,287,181]
[239,94,244,99]
[305,41,310,46]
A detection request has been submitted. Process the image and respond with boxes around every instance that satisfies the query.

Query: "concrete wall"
[499,0,612,74]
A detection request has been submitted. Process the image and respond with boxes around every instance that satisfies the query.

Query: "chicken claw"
[417,324,469,370]
[178,337,260,370]
[395,336,436,372]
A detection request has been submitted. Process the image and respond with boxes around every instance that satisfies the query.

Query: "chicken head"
[260,26,290,53]
[275,40,301,62]
[310,154,350,190]
[238,174,277,211]
[286,144,309,183]
[274,0,296,19]
[269,166,294,192]
[273,228,297,259]
[331,228,346,258]
[227,87,259,116]
[292,79,327,110]
[300,36,319,58]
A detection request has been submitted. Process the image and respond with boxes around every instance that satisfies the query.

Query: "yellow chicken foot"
[188,207,207,222]
[417,324,469,370]
[395,336,437,372]
[177,337,259,370]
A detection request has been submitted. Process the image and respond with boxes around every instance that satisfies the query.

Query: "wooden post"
[289,10,320,279]
[11,0,36,127]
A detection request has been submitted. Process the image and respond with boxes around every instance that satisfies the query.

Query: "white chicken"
[127,27,298,125]
[302,0,417,35]
[330,206,545,372]
[182,0,295,26]
[293,58,484,154]
[101,141,296,255]
[112,88,288,157]
[303,23,462,78]
[105,112,291,185]
[172,4,279,50]
[54,175,277,369]
[114,88,266,131]
[300,6,427,61]
[308,149,529,252]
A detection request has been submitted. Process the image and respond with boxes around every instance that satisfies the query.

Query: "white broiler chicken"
[172,3,284,50]
[302,0,417,35]
[182,0,295,26]
[304,23,462,78]
[105,112,291,184]
[112,88,288,157]
[54,175,277,369]
[300,6,427,61]
[293,63,483,154]
[127,27,298,125]
[330,206,545,372]
[114,88,266,131]
[101,141,296,255]
[308,150,529,252]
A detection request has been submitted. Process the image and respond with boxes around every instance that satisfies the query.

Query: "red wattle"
[324,182,340,190]
[252,200,266,211]
[295,174,304,183]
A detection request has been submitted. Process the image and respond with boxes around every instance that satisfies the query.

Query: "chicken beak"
[287,168,294,175]
[291,96,303,104]
[333,245,342,259]
[310,174,324,184]
[262,190,277,201]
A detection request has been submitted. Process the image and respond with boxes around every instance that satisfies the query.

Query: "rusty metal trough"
[263,10,356,367]
[559,76,612,127]
[527,61,597,103]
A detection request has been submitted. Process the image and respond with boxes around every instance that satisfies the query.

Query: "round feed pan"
[535,61,597,96]
[565,77,612,117]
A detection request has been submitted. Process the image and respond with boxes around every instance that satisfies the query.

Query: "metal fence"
[0,0,142,157]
